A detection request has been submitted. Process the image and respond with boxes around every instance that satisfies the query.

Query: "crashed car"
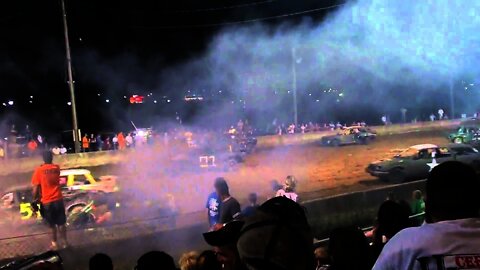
[321,126,376,146]
[448,126,480,144]
[59,169,119,193]
[0,184,109,228]
[366,143,480,183]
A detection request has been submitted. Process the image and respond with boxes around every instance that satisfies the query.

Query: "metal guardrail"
[313,212,426,245]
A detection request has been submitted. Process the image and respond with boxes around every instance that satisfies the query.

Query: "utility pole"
[449,78,455,119]
[60,0,80,153]
[291,47,298,126]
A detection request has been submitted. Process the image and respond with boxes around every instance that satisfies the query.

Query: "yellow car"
[59,169,119,193]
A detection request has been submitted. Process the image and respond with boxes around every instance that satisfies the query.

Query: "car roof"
[60,169,91,176]
[410,144,438,150]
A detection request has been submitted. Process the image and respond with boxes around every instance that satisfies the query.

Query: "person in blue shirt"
[241,193,259,218]
[206,191,221,229]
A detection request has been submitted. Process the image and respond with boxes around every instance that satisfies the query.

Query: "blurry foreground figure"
[275,175,298,202]
[0,251,63,270]
[371,200,410,259]
[135,251,176,270]
[374,161,480,270]
[237,196,314,270]
[322,227,373,270]
[196,250,222,270]
[89,253,113,270]
[203,220,246,270]
[178,251,198,270]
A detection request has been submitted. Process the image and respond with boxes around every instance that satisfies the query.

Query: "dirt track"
[0,129,452,268]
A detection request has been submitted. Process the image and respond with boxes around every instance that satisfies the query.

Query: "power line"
[169,0,277,13]
[133,2,346,29]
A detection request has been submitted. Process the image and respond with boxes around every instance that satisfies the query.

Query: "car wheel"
[361,137,370,145]
[454,137,464,144]
[67,205,94,228]
[388,168,406,183]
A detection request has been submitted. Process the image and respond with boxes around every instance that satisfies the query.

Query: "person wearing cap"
[236,196,315,270]
[275,175,299,202]
[373,161,480,270]
[214,177,241,226]
[203,220,246,270]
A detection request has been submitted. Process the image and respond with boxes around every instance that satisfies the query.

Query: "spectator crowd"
[10,160,480,270]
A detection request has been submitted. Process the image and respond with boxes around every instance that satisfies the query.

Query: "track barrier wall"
[303,180,426,239]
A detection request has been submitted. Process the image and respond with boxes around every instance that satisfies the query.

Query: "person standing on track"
[32,151,68,250]
[206,188,221,230]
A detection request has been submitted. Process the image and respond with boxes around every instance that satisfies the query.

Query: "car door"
[342,129,355,144]
[0,192,17,224]
[408,148,439,180]
[451,146,480,168]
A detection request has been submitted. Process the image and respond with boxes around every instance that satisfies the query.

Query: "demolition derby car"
[366,143,480,183]
[0,184,116,228]
[448,126,480,145]
[59,169,119,193]
[321,126,376,146]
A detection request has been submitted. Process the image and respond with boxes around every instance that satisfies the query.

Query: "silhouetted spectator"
[314,246,330,270]
[324,227,373,270]
[371,200,410,259]
[203,220,246,270]
[196,250,222,270]
[241,193,258,217]
[215,177,241,226]
[89,253,113,270]
[374,161,480,269]
[236,196,314,270]
[178,251,198,270]
[96,134,103,151]
[135,251,176,270]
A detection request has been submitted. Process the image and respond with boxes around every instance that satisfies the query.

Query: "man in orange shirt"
[27,139,38,156]
[82,134,90,152]
[32,151,68,249]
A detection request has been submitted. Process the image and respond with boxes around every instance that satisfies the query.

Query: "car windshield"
[397,148,419,158]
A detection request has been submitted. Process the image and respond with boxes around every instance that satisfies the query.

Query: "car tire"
[388,168,406,183]
[454,137,464,144]
[361,137,370,145]
[67,205,94,228]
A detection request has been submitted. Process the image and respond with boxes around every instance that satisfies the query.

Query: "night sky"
[0,0,340,136]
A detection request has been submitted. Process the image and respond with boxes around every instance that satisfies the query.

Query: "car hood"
[370,157,404,166]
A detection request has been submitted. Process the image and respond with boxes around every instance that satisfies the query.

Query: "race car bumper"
[366,165,389,177]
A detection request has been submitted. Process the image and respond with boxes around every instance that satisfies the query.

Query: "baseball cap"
[203,220,245,247]
[236,197,314,270]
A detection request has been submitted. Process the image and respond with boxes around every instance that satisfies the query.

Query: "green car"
[366,143,480,183]
[448,126,480,144]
